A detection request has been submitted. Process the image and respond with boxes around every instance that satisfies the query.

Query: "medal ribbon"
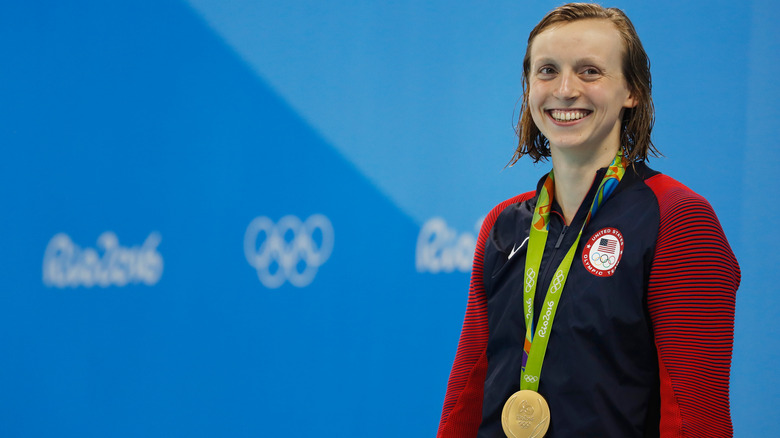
[519,151,626,391]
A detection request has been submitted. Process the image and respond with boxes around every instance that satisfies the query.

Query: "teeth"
[550,110,588,122]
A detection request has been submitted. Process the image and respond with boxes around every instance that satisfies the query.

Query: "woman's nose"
[552,71,579,100]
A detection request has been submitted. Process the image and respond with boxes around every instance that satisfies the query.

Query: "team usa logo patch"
[582,227,624,277]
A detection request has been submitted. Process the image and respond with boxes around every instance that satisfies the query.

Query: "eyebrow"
[531,56,607,68]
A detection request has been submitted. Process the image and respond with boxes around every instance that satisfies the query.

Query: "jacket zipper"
[554,225,569,249]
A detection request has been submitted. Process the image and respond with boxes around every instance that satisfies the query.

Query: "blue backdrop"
[1,1,777,436]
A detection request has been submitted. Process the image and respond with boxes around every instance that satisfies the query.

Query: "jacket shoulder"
[479,191,536,237]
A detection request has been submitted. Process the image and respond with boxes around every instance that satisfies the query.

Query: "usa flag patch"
[582,227,624,277]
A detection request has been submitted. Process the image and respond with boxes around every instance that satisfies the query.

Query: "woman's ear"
[624,92,639,109]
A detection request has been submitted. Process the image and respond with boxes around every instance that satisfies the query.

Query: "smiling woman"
[528,20,636,163]
[513,4,656,168]
[437,3,740,438]
[527,18,639,224]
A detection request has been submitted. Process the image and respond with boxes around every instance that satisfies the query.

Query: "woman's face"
[528,19,636,157]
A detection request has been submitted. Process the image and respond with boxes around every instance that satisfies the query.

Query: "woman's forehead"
[529,19,624,63]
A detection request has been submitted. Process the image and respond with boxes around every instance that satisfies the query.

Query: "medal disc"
[501,390,550,438]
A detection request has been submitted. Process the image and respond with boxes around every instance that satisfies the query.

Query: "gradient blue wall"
[1,1,776,436]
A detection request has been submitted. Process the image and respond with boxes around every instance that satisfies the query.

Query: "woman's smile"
[547,109,593,124]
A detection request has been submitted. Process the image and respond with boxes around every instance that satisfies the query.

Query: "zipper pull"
[554,225,569,249]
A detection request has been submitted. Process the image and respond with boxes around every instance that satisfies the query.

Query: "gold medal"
[501,390,550,438]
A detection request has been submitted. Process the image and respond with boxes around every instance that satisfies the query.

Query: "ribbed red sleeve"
[437,192,535,438]
[645,175,740,437]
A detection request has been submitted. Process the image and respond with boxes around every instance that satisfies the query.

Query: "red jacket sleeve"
[437,192,534,438]
[646,175,740,437]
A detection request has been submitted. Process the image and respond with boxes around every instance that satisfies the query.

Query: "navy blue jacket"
[438,162,739,437]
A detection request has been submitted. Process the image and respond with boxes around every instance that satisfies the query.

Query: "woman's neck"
[551,145,619,225]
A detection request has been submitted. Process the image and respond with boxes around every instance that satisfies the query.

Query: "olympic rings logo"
[244,214,334,289]
[523,375,539,383]
[549,270,565,294]
[590,251,617,269]
[525,268,536,294]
